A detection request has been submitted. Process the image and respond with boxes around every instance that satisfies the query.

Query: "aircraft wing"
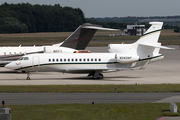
[64,67,129,74]
[64,60,151,73]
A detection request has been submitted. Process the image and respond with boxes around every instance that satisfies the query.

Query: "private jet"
[0,23,118,66]
[5,22,174,80]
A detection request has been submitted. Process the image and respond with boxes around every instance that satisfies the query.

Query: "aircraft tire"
[26,77,30,80]
[99,73,103,79]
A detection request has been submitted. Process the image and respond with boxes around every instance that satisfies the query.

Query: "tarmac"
[0,46,180,119]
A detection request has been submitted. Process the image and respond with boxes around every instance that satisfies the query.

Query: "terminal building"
[121,24,146,36]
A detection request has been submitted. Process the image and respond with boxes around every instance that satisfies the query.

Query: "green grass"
[0,36,179,47]
[1,84,180,93]
[7,103,180,120]
[0,29,180,46]
[0,37,66,46]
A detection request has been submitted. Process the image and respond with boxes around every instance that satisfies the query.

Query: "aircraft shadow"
[0,71,26,74]
[57,75,140,81]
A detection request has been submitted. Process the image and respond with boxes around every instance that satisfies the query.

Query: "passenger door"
[32,56,39,71]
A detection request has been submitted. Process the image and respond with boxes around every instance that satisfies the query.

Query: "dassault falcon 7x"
[0,23,118,66]
[5,22,174,80]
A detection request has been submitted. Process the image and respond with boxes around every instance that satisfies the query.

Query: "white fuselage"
[5,53,164,73]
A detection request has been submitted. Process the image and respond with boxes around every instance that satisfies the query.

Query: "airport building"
[121,24,146,36]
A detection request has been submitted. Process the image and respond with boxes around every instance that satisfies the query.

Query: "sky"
[0,0,180,18]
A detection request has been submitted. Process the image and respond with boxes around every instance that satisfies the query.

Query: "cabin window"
[83,58,86,61]
[79,59,81,61]
[64,59,66,62]
[68,59,70,62]
[71,59,74,62]
[14,52,16,55]
[99,58,101,61]
[53,59,55,62]
[9,52,11,55]
[60,59,62,62]
[75,58,78,61]
[91,58,93,61]
[95,58,97,61]
[56,59,59,62]
[4,52,6,55]
[49,59,51,62]
[87,58,89,61]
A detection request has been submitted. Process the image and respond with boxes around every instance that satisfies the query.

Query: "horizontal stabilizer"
[81,26,119,31]
[139,43,175,49]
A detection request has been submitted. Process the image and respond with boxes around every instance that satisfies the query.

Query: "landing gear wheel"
[88,71,104,79]
[26,71,31,80]
[99,73,103,79]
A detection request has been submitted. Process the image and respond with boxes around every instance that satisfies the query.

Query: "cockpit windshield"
[18,57,29,60]
[24,57,29,60]
[18,57,23,60]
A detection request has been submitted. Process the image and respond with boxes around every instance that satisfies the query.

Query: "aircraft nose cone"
[5,62,19,70]
[5,63,12,69]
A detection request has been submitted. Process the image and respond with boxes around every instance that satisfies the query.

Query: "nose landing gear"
[26,71,31,80]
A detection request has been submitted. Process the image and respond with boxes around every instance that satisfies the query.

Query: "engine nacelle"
[43,46,75,53]
[108,44,134,53]
[115,54,139,63]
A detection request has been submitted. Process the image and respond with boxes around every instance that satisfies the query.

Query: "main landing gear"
[88,71,104,79]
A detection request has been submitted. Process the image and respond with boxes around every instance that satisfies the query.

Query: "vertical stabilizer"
[135,22,163,59]
[59,23,99,50]
[136,22,163,45]
[53,23,119,50]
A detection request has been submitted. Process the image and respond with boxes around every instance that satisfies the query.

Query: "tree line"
[0,3,179,33]
[86,18,179,30]
[0,3,85,33]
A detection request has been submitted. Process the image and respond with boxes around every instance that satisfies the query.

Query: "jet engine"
[43,46,75,53]
[108,44,134,53]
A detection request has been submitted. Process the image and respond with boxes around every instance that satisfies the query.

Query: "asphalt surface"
[1,93,180,105]
[0,46,180,119]
[0,46,180,105]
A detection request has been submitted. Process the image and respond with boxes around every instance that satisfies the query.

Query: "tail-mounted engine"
[43,46,75,53]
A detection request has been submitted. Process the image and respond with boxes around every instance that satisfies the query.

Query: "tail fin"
[136,22,163,45]
[108,22,174,62]
[53,23,119,50]
[135,22,174,59]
